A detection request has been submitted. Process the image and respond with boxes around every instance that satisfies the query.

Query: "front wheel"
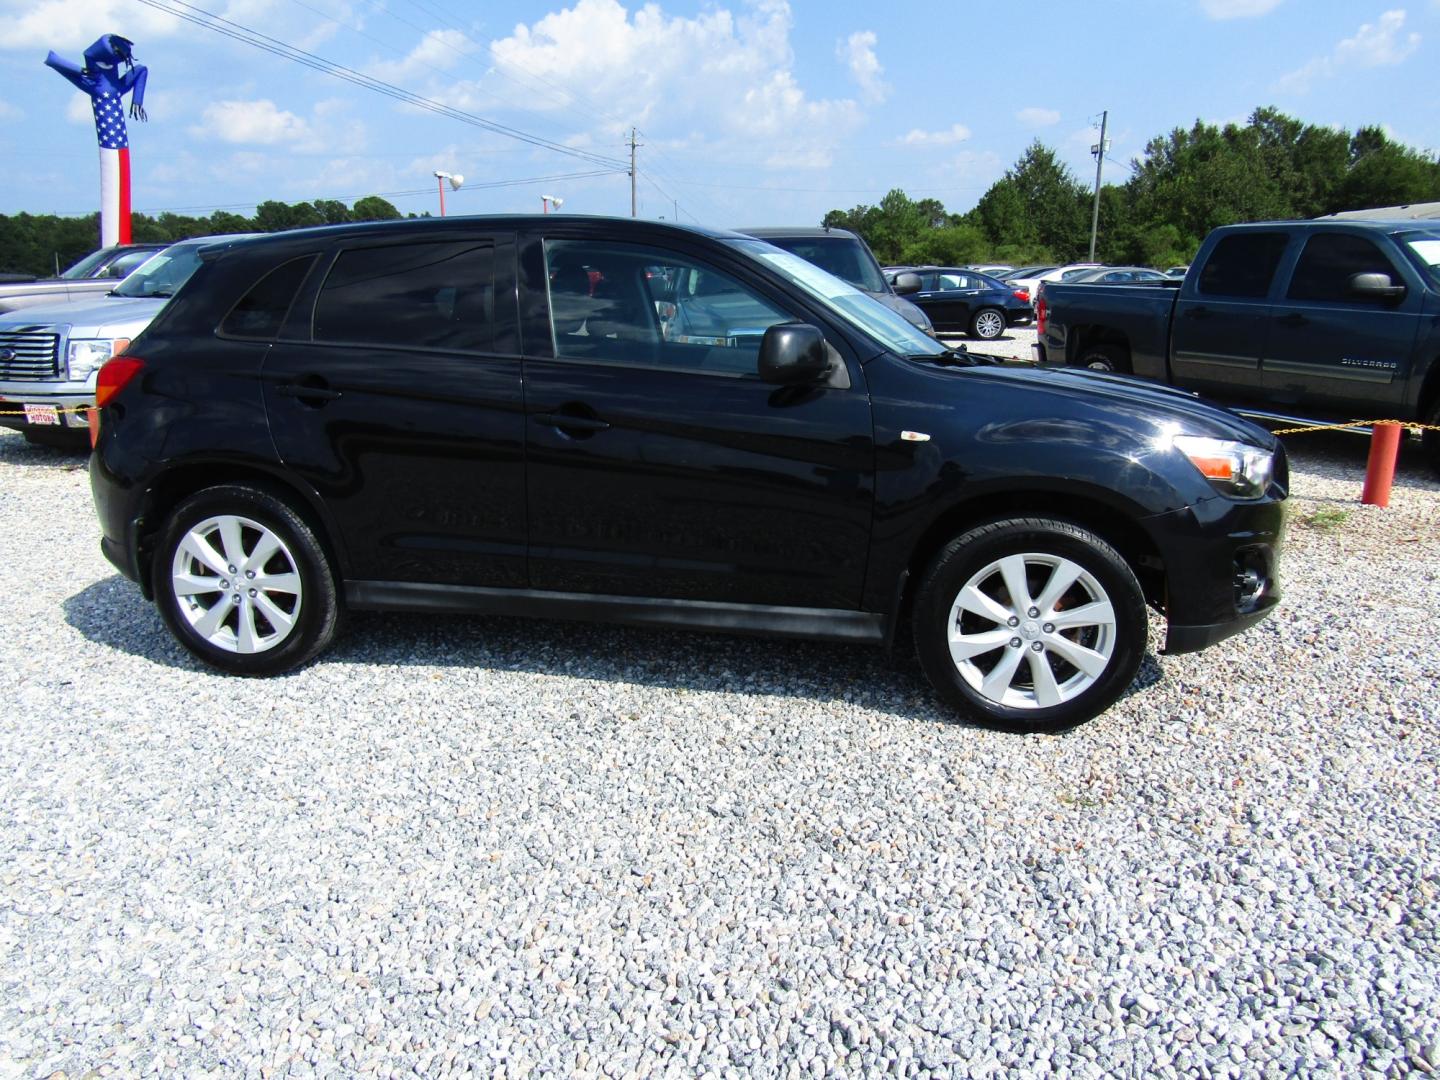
[153,484,340,675]
[969,308,1006,341]
[912,517,1147,732]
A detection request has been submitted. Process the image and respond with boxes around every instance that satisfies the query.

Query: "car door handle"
[275,377,342,404]
[535,411,610,434]
[1276,312,1308,328]
[1183,305,1211,320]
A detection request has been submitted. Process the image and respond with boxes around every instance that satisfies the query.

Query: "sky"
[1,0,1437,229]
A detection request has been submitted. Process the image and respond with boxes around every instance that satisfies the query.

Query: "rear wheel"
[969,308,1006,341]
[154,484,339,675]
[1077,344,1131,373]
[912,517,1147,732]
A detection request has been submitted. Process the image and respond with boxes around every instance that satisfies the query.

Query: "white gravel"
[1,422,1438,1079]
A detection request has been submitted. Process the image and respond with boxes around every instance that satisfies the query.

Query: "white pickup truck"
[0,244,166,315]
[0,235,256,448]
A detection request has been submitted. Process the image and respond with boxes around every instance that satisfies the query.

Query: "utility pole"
[628,127,641,218]
[1088,110,1109,262]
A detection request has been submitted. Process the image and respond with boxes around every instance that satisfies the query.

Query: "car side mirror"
[1348,272,1406,301]
[891,272,922,296]
[758,322,829,384]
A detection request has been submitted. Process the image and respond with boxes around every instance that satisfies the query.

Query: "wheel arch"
[136,460,348,599]
[892,487,1165,631]
[1069,325,1132,366]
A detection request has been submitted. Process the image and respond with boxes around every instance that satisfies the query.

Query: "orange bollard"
[1360,422,1402,507]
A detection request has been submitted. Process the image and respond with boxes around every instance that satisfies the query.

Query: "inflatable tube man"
[45,34,149,246]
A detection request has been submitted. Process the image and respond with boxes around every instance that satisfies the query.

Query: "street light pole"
[1088,111,1109,262]
[433,170,463,217]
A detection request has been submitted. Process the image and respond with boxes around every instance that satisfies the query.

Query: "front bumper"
[1146,483,1287,655]
[0,385,93,433]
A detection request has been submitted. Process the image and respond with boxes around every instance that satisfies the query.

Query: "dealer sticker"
[24,404,60,426]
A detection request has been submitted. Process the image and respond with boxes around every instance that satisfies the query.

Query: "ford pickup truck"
[1033,220,1440,473]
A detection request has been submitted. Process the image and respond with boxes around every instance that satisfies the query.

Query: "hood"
[866,288,933,331]
[0,294,168,337]
[935,359,1277,447]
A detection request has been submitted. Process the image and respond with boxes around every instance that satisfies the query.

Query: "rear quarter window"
[220,256,317,339]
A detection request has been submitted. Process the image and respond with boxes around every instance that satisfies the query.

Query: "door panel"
[524,360,874,608]
[261,235,527,586]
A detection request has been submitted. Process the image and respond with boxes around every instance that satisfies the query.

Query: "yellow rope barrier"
[1268,419,1440,436]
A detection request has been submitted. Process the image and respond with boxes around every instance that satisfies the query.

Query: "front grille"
[0,329,61,381]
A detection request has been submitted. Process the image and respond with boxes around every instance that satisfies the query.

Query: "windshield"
[759,235,890,294]
[1400,232,1440,282]
[728,238,947,357]
[60,249,114,280]
[111,245,205,299]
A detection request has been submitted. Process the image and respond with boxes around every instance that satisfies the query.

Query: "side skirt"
[346,581,888,645]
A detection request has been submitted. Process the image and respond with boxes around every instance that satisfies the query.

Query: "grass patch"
[1302,507,1351,531]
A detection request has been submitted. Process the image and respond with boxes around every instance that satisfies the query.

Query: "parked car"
[1003,265,1058,282]
[1034,219,1440,473]
[1064,266,1173,284]
[965,263,1015,278]
[1005,263,1099,301]
[739,227,934,335]
[0,243,167,315]
[1164,265,1189,278]
[0,235,256,447]
[89,215,1287,732]
[901,267,1034,339]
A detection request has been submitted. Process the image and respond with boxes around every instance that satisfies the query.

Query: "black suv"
[90,216,1287,731]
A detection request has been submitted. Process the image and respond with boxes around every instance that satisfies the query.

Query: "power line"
[133,0,630,172]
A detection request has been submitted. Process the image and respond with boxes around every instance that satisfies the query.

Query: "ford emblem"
[0,347,17,363]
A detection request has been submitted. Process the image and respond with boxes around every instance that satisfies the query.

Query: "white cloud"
[192,100,312,145]
[1016,106,1060,127]
[469,0,868,169]
[1199,0,1283,17]
[1276,9,1420,93]
[369,28,474,82]
[0,100,21,121]
[838,30,888,104]
[4,0,182,49]
[66,93,93,125]
[899,123,972,147]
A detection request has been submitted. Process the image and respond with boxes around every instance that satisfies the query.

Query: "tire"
[1077,344,1131,374]
[153,484,340,676]
[969,308,1006,341]
[1423,399,1440,478]
[912,517,1147,733]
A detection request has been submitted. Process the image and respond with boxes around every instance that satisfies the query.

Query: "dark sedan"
[896,267,1034,340]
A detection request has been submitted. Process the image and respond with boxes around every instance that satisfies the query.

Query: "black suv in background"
[90,216,1287,732]
[740,226,935,336]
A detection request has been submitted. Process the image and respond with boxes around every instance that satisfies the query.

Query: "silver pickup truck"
[0,244,166,315]
[0,235,255,448]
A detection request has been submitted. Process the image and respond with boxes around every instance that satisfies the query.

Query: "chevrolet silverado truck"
[1033,220,1440,473]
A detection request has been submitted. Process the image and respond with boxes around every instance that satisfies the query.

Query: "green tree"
[351,196,403,222]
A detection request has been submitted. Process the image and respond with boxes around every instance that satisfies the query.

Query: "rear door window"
[1197,233,1289,298]
[1286,233,1403,302]
[313,241,494,351]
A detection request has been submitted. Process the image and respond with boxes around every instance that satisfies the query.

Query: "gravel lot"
[2,414,1438,1079]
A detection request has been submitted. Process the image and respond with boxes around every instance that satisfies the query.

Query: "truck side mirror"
[758,322,829,384]
[891,272,922,296]
[1348,272,1406,301]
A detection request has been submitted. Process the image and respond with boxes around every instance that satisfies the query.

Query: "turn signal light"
[1036,293,1047,335]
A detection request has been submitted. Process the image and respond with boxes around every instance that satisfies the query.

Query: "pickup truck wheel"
[969,308,1006,340]
[912,517,1147,732]
[1078,345,1130,373]
[153,484,340,676]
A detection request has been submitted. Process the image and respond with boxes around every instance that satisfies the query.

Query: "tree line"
[0,196,406,278]
[823,107,1440,268]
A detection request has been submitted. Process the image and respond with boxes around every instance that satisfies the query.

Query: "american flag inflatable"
[45,35,149,247]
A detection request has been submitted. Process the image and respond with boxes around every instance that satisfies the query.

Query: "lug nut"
[232,594,241,604]
[1007,616,1019,627]
[1010,637,1022,648]
[1031,641,1044,652]
[248,588,257,598]
[1043,622,1055,633]
[219,580,229,589]
[1028,607,1039,618]
[228,565,237,574]
[246,570,256,579]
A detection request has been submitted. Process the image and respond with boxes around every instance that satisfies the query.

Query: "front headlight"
[1172,435,1275,498]
[66,338,130,383]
